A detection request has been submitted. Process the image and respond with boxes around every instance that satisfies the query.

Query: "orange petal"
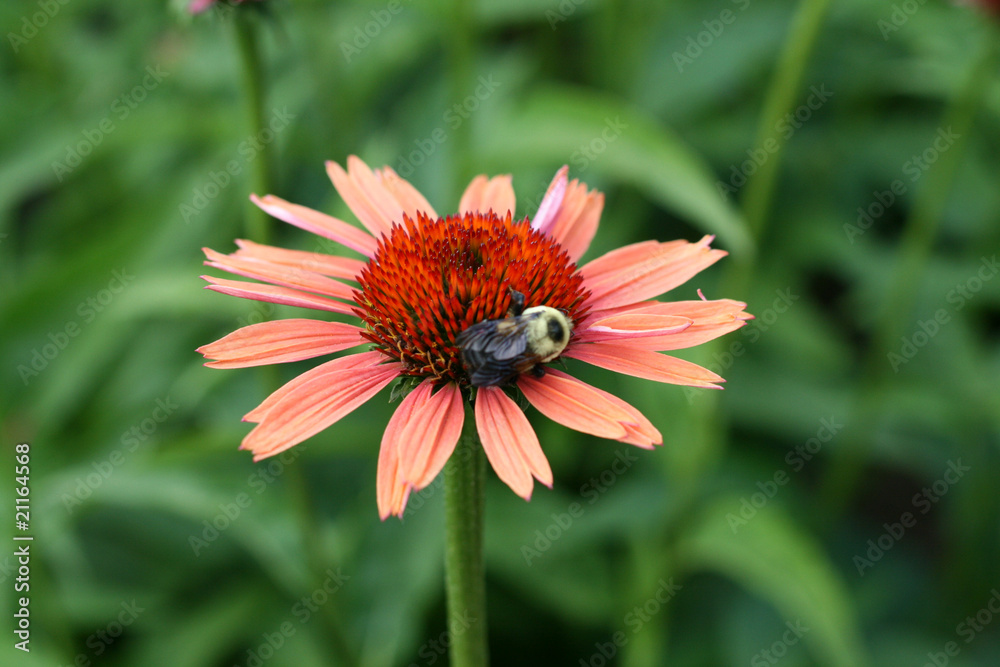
[564,342,725,388]
[243,351,386,423]
[197,319,365,369]
[531,167,604,262]
[560,371,661,448]
[458,175,488,213]
[375,166,438,220]
[517,372,631,439]
[203,248,356,301]
[390,382,465,488]
[582,297,750,327]
[459,174,515,216]
[531,165,568,234]
[326,157,402,238]
[553,186,603,263]
[624,319,747,351]
[578,240,671,282]
[475,386,552,499]
[233,239,366,281]
[202,275,356,316]
[241,360,400,460]
[575,313,693,344]
[583,299,752,351]
[581,236,727,309]
[376,422,410,519]
[377,385,426,520]
[629,298,752,321]
[251,194,377,257]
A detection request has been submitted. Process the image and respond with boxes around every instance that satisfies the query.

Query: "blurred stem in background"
[444,408,489,667]
[820,30,1000,514]
[687,0,833,513]
[446,0,476,191]
[688,0,833,479]
[235,6,357,663]
[725,0,833,294]
[233,8,273,245]
[624,2,833,664]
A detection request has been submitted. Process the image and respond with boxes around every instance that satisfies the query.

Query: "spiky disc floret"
[355,210,589,383]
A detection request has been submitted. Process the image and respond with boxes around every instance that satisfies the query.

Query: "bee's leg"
[530,364,546,378]
[507,289,526,317]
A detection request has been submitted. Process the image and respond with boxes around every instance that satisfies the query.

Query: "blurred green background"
[2,0,1000,665]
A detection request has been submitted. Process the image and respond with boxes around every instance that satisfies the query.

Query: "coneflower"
[199,157,751,518]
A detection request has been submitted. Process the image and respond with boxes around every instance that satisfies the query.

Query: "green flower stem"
[820,32,1000,513]
[444,406,489,667]
[233,9,272,245]
[864,34,999,371]
[234,14,344,649]
[739,0,832,238]
[446,0,476,192]
[724,0,833,294]
[687,0,833,484]
[652,4,833,659]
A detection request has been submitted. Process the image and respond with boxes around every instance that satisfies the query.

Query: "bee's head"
[523,306,573,361]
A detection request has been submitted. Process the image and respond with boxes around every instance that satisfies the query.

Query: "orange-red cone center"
[355,211,589,384]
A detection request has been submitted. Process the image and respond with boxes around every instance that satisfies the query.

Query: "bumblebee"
[456,290,573,387]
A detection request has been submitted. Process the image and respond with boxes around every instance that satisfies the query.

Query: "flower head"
[199,157,751,518]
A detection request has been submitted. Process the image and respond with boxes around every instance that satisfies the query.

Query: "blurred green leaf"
[483,86,753,255]
[675,497,868,667]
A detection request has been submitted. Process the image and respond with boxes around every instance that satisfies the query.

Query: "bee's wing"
[457,318,530,360]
